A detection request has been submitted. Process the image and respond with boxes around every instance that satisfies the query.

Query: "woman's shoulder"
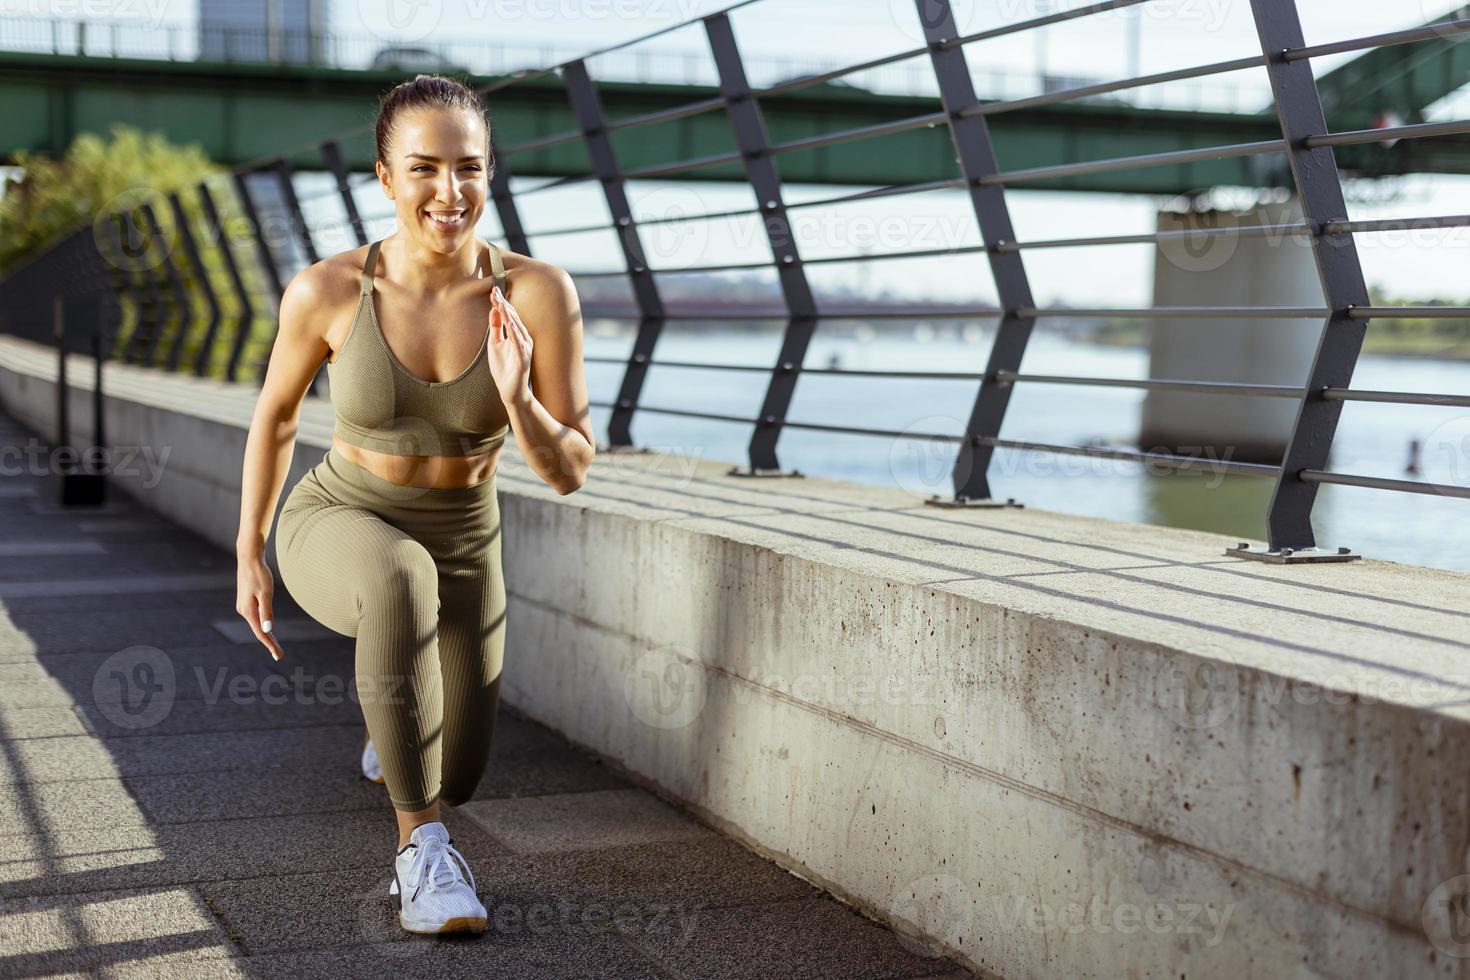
[494,246,574,297]
[280,243,374,316]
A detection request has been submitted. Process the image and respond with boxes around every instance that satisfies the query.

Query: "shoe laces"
[408,836,476,902]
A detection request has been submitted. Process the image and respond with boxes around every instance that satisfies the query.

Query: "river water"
[584,322,1470,574]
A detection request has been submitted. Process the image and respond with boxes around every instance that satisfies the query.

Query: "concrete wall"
[5,337,1469,979]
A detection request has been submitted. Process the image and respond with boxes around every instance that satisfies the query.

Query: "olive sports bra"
[327,238,511,458]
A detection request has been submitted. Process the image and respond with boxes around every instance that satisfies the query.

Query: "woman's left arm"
[490,264,596,494]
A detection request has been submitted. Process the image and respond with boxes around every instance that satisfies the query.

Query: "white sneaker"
[361,737,384,785]
[390,821,487,935]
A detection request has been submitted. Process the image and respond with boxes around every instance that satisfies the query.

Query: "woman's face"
[377,106,489,253]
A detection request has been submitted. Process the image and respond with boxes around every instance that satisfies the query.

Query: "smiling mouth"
[426,209,466,226]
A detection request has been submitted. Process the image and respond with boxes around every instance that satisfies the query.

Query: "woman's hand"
[236,554,285,661]
[486,284,533,405]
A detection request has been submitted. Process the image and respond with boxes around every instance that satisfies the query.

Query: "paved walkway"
[0,413,977,979]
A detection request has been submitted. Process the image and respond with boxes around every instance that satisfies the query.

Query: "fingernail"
[262,619,273,632]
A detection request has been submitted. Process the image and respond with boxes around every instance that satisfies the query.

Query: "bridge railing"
[3,0,1469,561]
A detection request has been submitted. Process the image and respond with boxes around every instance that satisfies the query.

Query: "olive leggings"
[274,445,505,811]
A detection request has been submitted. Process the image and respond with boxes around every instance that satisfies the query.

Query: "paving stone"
[0,807,508,900]
[625,894,960,980]
[465,833,819,915]
[461,788,714,854]
[0,725,365,785]
[127,766,387,825]
[0,572,239,599]
[0,776,155,837]
[47,927,671,979]
[0,884,239,975]
[2,696,364,741]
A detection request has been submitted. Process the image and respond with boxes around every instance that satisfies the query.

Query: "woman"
[233,75,594,935]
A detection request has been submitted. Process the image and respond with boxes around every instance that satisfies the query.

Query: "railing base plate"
[1224,543,1361,563]
[925,494,1024,509]
[727,466,804,478]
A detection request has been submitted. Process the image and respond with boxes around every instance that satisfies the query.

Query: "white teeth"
[428,211,464,224]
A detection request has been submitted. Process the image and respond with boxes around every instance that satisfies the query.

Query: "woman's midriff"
[330,433,500,489]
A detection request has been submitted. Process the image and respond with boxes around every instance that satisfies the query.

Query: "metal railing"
[3,0,1469,562]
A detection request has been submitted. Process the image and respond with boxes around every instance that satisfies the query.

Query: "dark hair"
[374,74,491,167]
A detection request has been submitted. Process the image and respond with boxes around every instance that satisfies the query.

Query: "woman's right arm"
[235,264,340,661]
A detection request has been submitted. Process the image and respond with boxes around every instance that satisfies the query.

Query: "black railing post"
[232,169,286,383]
[273,156,320,265]
[169,189,224,378]
[920,0,1032,509]
[270,157,325,394]
[562,58,665,450]
[106,213,146,366]
[1242,0,1368,563]
[127,209,170,368]
[232,170,285,299]
[706,12,815,478]
[321,140,367,247]
[198,180,257,384]
[138,201,193,374]
[486,134,531,257]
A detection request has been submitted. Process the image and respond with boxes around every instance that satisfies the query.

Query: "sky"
[13,0,1470,303]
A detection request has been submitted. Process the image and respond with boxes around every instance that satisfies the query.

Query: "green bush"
[0,124,278,379]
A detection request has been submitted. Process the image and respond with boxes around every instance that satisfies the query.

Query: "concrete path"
[0,413,977,980]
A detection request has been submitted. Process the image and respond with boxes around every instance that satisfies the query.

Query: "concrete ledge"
[4,334,1468,978]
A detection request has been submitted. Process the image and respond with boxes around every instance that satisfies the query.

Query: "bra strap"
[360,240,381,296]
[488,241,507,293]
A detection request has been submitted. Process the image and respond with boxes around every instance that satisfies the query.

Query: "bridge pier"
[1139,197,1324,465]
